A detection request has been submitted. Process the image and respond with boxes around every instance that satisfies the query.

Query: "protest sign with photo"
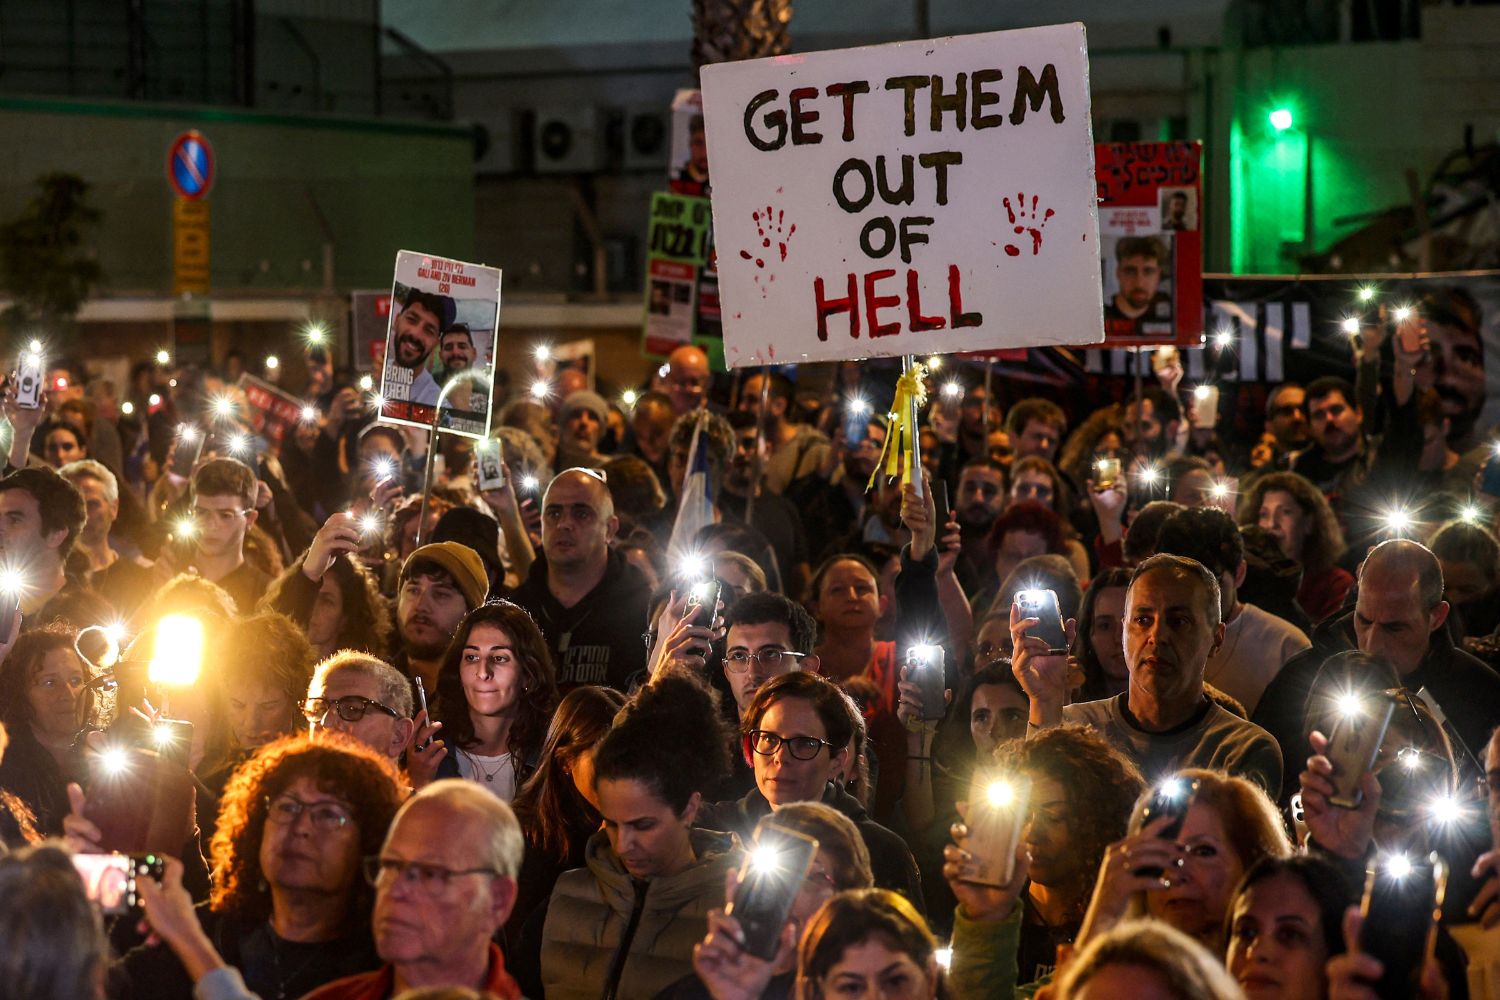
[378,250,500,439]
[238,374,304,445]
[668,89,710,198]
[643,192,713,358]
[1095,141,1203,348]
[701,23,1103,368]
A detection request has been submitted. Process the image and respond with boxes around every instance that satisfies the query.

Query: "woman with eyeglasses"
[111,733,406,1000]
[795,889,945,1000]
[523,673,740,1000]
[0,623,96,836]
[415,600,559,801]
[696,671,926,912]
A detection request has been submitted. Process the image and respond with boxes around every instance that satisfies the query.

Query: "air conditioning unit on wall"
[622,105,670,172]
[532,106,607,174]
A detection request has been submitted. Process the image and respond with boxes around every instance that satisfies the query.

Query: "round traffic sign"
[167,131,215,200]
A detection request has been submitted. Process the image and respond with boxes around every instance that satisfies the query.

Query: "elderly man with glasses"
[303,651,416,766]
[306,779,524,999]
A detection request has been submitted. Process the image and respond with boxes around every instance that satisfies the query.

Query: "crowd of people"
[0,317,1499,1000]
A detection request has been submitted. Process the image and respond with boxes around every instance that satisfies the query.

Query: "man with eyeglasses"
[305,779,523,999]
[176,457,268,614]
[695,671,924,911]
[303,651,415,764]
[509,468,649,691]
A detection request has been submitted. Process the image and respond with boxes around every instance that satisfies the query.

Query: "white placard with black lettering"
[701,23,1104,367]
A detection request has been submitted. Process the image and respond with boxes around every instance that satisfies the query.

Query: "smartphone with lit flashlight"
[169,424,205,478]
[960,772,1031,888]
[1135,777,1199,877]
[1014,589,1068,654]
[1395,311,1425,357]
[1360,852,1446,1000]
[84,745,196,854]
[843,403,868,447]
[1324,691,1396,809]
[72,853,166,917]
[727,818,819,960]
[14,351,44,410]
[1191,386,1220,429]
[1093,453,1122,491]
[689,580,721,632]
[904,645,947,722]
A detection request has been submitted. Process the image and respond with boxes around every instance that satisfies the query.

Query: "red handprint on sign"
[739,205,797,295]
[1002,193,1054,257]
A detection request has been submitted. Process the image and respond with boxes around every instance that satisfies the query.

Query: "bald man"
[664,345,711,416]
[1253,538,1500,803]
[507,468,650,691]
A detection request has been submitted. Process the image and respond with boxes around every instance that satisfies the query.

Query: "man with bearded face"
[388,289,455,407]
[1103,236,1172,341]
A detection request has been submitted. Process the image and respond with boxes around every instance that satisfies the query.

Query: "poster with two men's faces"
[378,250,501,438]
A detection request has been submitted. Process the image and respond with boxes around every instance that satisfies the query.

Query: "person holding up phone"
[1014,554,1284,799]
[665,802,875,1000]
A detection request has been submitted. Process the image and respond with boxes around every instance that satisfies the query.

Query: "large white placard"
[702,23,1104,367]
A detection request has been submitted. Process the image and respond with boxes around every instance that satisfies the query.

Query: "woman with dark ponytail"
[526,673,742,1000]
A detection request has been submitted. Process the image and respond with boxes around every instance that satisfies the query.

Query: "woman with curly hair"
[260,535,393,659]
[414,600,559,800]
[991,726,1145,987]
[114,733,405,1000]
[0,623,97,835]
[527,673,741,999]
[1238,471,1353,624]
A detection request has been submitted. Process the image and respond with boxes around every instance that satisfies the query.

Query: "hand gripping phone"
[959,772,1031,888]
[1360,851,1447,1000]
[689,580,721,631]
[1093,453,1122,491]
[1134,776,1199,878]
[1324,691,1396,809]
[14,350,43,409]
[72,853,166,917]
[1015,589,1068,653]
[904,645,947,722]
[727,818,819,960]
[476,441,506,492]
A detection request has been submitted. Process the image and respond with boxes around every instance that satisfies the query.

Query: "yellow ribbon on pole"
[867,360,928,492]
